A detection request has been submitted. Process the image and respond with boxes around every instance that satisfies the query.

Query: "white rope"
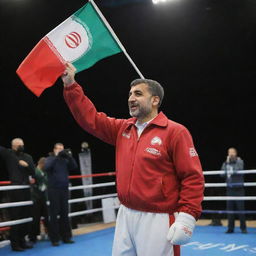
[69,182,115,191]
[203,170,256,175]
[69,206,119,217]
[69,193,118,204]
[0,185,30,191]
[204,196,256,201]
[205,182,256,187]
[0,240,10,248]
[0,217,32,228]
[0,200,33,209]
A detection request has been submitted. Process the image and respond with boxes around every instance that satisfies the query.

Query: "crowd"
[0,139,78,251]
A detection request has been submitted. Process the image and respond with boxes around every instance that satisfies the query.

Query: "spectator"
[0,138,35,251]
[29,157,48,243]
[221,147,247,233]
[45,143,77,246]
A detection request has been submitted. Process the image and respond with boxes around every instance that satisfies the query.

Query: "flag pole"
[89,0,145,79]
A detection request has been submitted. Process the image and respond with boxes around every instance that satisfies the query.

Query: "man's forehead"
[130,83,148,92]
[13,139,23,145]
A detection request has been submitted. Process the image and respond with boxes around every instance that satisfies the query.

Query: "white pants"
[112,205,174,256]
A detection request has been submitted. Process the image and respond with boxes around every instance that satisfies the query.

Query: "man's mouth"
[130,105,138,111]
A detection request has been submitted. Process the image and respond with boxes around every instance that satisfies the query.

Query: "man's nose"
[128,94,135,102]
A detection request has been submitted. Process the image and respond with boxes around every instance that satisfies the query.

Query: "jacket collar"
[127,112,168,128]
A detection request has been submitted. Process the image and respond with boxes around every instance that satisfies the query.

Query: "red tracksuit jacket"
[64,83,204,219]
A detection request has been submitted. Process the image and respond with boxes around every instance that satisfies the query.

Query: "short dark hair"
[130,79,164,107]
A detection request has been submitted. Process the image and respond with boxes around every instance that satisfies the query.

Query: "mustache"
[128,102,139,108]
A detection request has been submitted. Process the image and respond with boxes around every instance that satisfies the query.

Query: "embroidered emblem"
[151,136,162,146]
[189,147,198,157]
[122,132,131,139]
[145,147,161,156]
[182,226,192,237]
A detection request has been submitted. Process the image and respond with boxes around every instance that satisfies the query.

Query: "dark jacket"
[44,151,77,188]
[221,158,244,188]
[0,146,35,185]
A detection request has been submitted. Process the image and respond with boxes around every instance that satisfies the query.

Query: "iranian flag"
[16,1,122,96]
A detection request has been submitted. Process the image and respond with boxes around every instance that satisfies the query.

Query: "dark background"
[0,0,256,182]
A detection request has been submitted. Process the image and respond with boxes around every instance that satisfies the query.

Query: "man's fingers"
[65,62,76,72]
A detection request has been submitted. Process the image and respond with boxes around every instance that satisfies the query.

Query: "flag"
[16,2,122,96]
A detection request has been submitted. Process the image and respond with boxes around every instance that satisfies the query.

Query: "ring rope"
[205,182,256,187]
[68,193,118,204]
[203,170,256,175]
[1,182,255,192]
[0,185,30,191]
[69,206,119,218]
[69,172,116,179]
[203,210,256,214]
[0,200,33,209]
[0,217,33,228]
[204,196,256,200]
[69,182,115,191]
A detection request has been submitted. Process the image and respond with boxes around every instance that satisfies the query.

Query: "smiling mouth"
[130,105,138,111]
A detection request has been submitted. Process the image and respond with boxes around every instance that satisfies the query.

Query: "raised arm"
[62,63,125,146]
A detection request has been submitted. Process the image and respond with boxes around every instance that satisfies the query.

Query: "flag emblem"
[65,32,82,49]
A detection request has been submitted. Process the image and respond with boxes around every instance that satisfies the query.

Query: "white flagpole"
[89,0,145,79]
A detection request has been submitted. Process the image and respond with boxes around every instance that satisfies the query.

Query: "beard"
[129,103,152,120]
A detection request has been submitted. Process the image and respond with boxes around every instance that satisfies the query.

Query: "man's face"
[228,148,237,158]
[128,83,157,120]
[54,144,64,156]
[12,139,24,151]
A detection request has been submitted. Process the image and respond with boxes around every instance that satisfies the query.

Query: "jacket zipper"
[127,125,150,202]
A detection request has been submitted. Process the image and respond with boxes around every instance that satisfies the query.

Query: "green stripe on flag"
[72,2,122,72]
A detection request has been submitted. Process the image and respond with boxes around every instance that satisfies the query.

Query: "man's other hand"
[19,160,29,167]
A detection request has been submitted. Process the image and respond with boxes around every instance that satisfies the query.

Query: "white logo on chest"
[151,136,162,146]
[145,147,161,156]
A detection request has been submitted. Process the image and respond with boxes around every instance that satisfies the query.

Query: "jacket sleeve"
[63,83,125,146]
[171,128,205,220]
[0,146,8,158]
[235,159,244,171]
[67,156,78,172]
[44,156,56,172]
[25,154,36,178]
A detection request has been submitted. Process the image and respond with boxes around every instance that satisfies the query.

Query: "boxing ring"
[0,170,256,256]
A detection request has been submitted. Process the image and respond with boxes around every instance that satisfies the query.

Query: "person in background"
[45,143,77,246]
[221,147,247,234]
[0,139,35,251]
[29,157,48,243]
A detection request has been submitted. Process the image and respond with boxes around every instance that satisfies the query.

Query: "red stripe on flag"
[16,38,65,97]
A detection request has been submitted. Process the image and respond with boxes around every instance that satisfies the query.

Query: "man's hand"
[19,160,29,167]
[167,212,196,245]
[29,178,35,184]
[61,62,77,87]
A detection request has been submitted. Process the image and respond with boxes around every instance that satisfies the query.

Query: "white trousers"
[112,205,174,256]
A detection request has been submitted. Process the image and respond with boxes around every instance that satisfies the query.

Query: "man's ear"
[152,96,160,107]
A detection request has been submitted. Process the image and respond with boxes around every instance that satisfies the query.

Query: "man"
[45,143,77,246]
[0,138,35,251]
[29,157,48,243]
[62,63,204,256]
[221,147,247,233]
